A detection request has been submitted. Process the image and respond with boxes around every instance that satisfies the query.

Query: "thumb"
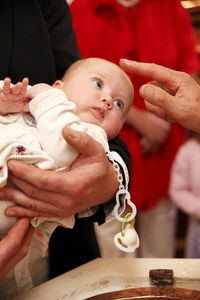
[62,126,103,156]
[140,84,175,115]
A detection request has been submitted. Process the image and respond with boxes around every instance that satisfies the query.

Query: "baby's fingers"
[12,78,28,97]
[2,78,11,94]
[12,82,23,95]
[21,78,29,95]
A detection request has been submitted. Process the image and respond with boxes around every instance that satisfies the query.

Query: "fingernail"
[6,210,16,216]
[141,85,153,99]
[121,59,131,65]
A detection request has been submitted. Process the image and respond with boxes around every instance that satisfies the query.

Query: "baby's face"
[117,0,139,8]
[63,58,133,140]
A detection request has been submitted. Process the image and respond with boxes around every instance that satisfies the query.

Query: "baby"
[0,58,135,244]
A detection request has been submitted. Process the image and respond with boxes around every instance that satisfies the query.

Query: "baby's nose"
[102,97,112,109]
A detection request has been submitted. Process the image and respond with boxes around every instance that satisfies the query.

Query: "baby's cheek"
[106,117,122,140]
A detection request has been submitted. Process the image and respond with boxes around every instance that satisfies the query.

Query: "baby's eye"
[94,79,103,89]
[114,99,124,111]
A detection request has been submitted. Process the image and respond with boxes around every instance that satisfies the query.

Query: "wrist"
[28,83,52,99]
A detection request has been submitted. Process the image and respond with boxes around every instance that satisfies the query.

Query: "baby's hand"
[0,77,29,115]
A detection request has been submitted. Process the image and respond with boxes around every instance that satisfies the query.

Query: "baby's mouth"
[92,107,105,119]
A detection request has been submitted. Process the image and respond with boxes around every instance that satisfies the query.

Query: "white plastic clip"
[113,188,137,223]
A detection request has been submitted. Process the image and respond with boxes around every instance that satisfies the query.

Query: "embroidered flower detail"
[16,145,26,155]
[0,166,3,177]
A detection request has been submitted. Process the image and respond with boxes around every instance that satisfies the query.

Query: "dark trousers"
[49,217,100,279]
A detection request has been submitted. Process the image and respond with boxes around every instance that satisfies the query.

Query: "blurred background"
[174,0,200,257]
[182,1,200,57]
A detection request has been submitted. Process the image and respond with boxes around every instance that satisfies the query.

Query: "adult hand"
[120,59,200,132]
[2,126,118,218]
[140,113,171,154]
[0,218,34,282]
[126,105,170,154]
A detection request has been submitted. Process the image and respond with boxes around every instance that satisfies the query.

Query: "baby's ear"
[52,80,63,89]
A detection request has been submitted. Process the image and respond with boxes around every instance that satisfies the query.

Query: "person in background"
[69,0,199,258]
[0,1,131,298]
[169,130,200,258]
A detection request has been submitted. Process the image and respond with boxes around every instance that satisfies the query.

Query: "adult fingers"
[3,218,34,248]
[0,218,32,266]
[6,205,57,218]
[8,127,105,193]
[140,138,152,154]
[8,160,70,192]
[7,161,81,216]
[8,167,77,210]
[119,59,178,88]
[62,126,104,157]
[140,84,176,119]
[144,101,174,122]
[0,186,62,217]
[0,218,34,281]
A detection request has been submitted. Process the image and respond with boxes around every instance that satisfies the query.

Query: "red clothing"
[70,0,199,210]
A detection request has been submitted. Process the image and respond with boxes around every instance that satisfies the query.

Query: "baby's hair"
[62,59,85,81]
[62,57,133,88]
